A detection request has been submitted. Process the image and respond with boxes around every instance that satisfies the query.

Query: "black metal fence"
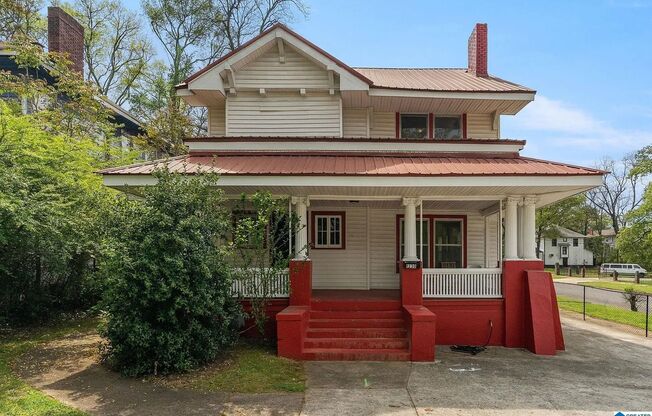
[555,281,651,337]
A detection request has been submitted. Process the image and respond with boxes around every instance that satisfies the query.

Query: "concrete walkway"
[17,316,652,415]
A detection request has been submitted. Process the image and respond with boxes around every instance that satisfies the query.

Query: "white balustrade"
[231,268,289,298]
[422,268,502,298]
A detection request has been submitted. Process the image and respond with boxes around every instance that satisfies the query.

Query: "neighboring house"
[540,226,594,267]
[587,227,616,248]
[0,7,143,138]
[101,23,603,360]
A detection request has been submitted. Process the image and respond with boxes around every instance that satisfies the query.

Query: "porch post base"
[289,259,312,306]
[400,262,423,306]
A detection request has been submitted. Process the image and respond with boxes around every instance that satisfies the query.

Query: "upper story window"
[573,238,579,247]
[400,114,428,139]
[434,116,461,139]
[551,238,557,246]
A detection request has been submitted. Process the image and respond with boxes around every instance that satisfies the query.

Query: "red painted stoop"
[302,299,411,361]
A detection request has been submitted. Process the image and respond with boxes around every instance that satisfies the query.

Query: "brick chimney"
[47,7,84,74]
[468,23,488,77]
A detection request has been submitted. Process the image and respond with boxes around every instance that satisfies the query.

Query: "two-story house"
[101,23,603,361]
[540,225,594,267]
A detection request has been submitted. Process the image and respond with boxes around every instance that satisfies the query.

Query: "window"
[573,238,579,247]
[400,114,428,139]
[312,212,345,249]
[434,220,463,268]
[434,116,461,139]
[399,218,430,267]
[551,238,557,247]
[561,246,568,256]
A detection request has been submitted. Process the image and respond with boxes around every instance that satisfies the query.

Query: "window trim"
[395,214,467,271]
[551,238,557,247]
[399,113,429,139]
[311,211,346,250]
[572,238,579,247]
[433,115,463,140]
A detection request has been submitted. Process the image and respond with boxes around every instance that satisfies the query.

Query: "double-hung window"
[400,114,428,139]
[434,116,462,139]
[313,212,345,249]
[434,220,463,268]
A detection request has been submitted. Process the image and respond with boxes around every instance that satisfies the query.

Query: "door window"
[434,220,463,268]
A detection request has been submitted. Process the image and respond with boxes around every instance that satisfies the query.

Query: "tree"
[230,192,299,336]
[0,100,112,323]
[586,156,645,235]
[101,169,240,376]
[217,0,308,50]
[0,0,46,43]
[72,0,154,106]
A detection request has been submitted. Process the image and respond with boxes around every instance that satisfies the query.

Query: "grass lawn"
[0,317,98,416]
[581,281,652,294]
[161,341,305,393]
[557,295,649,330]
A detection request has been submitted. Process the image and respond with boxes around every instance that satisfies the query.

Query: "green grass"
[0,317,98,416]
[581,281,652,294]
[557,295,650,330]
[176,342,305,393]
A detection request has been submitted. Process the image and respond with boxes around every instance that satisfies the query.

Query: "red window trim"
[395,214,467,271]
[395,112,400,138]
[428,113,434,139]
[311,211,346,250]
[462,113,468,139]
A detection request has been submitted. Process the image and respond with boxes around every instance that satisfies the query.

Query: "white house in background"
[587,227,616,248]
[540,226,594,267]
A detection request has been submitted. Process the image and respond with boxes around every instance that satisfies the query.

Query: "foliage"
[0,101,114,324]
[70,0,154,106]
[230,192,297,336]
[0,0,47,44]
[618,186,652,270]
[0,316,98,416]
[621,287,646,312]
[100,169,241,376]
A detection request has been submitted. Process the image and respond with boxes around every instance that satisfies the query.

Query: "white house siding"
[484,212,500,268]
[310,207,368,289]
[342,108,368,137]
[370,111,395,138]
[309,207,492,290]
[542,238,594,266]
[226,92,341,136]
[466,113,499,138]
[235,46,332,90]
[208,104,225,136]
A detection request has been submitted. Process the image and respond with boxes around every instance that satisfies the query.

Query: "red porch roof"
[100,154,603,177]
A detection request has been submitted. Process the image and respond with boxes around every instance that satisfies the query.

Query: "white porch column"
[402,198,420,262]
[522,196,538,260]
[504,196,520,260]
[292,196,310,260]
[517,203,524,259]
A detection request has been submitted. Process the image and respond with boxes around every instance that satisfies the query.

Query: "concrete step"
[304,337,409,350]
[307,327,408,339]
[311,300,402,312]
[302,348,411,361]
[309,318,405,329]
[310,310,403,320]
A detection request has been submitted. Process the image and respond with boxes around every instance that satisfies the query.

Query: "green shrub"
[101,169,240,376]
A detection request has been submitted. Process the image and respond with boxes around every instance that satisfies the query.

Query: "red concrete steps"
[309,318,405,328]
[302,348,411,361]
[306,327,407,339]
[310,300,402,311]
[309,310,403,319]
[304,337,409,350]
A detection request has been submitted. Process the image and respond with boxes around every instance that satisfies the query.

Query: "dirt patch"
[14,331,303,415]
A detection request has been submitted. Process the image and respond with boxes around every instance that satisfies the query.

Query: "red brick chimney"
[468,23,488,77]
[47,7,84,74]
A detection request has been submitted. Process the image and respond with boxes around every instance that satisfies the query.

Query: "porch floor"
[312,289,400,301]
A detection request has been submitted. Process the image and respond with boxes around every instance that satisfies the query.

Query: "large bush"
[101,170,240,376]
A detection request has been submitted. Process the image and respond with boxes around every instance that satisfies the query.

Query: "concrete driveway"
[302,316,652,416]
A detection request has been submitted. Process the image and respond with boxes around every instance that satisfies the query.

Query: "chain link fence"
[555,281,651,337]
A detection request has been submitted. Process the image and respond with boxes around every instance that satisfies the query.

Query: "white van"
[600,263,647,276]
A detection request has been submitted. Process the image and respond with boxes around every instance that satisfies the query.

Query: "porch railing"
[422,268,503,298]
[231,268,289,298]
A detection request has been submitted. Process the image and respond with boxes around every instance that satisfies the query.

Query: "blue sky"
[123,0,652,166]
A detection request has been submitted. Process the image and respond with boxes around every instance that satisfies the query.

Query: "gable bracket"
[492,110,500,130]
[224,64,237,95]
[276,37,285,63]
[328,69,335,95]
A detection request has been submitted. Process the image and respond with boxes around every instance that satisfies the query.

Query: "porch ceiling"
[310,199,498,211]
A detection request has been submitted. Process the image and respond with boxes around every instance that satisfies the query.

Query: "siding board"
[370,111,395,138]
[467,113,499,138]
[342,108,368,137]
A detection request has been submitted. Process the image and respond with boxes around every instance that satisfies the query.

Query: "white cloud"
[511,95,651,153]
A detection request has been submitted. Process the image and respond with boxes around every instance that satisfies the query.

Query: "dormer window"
[400,114,428,139]
[434,116,462,139]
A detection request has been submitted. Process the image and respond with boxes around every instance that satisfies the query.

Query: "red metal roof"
[100,154,603,177]
[354,68,534,93]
